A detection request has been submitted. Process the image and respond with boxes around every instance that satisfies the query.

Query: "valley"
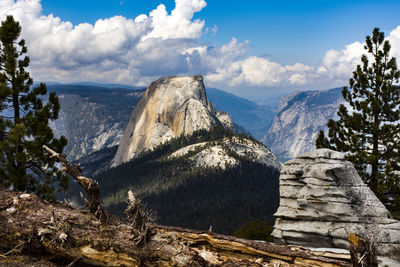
[52,76,284,236]
[49,77,346,236]
[1,2,399,265]
[47,84,145,160]
[98,128,281,234]
[48,83,344,164]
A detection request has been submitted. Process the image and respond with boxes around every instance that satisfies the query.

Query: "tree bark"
[0,187,352,266]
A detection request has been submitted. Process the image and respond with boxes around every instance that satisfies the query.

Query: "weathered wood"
[0,187,352,266]
[43,145,109,223]
[125,190,151,246]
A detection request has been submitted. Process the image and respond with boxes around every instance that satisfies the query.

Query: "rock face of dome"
[112,76,232,167]
[272,148,400,256]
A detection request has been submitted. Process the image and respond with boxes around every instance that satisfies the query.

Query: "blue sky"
[2,0,400,98]
[40,0,400,66]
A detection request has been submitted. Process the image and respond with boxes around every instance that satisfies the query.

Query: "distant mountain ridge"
[47,83,275,161]
[262,87,344,161]
[47,82,344,164]
[47,84,144,160]
[40,81,142,90]
[207,88,275,139]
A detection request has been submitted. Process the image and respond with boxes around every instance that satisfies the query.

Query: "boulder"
[272,148,400,257]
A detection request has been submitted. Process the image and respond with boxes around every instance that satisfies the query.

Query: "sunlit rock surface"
[263,88,344,161]
[169,137,282,170]
[112,76,233,166]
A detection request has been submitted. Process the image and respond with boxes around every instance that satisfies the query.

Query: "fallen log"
[0,146,352,266]
[0,187,352,266]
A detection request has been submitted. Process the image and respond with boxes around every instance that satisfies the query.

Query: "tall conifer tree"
[316,28,400,217]
[0,16,68,199]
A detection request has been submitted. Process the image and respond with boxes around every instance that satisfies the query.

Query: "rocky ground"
[169,136,281,170]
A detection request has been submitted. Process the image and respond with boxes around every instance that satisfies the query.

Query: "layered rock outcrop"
[112,76,233,166]
[272,149,400,257]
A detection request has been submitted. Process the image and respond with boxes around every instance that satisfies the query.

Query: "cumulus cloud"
[0,0,399,92]
[204,25,400,89]
[387,26,400,61]
[315,27,400,86]
[204,51,313,87]
[316,42,364,82]
[0,0,208,85]
[143,0,206,40]
[288,73,307,85]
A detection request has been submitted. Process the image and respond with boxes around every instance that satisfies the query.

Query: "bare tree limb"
[43,145,109,223]
[125,190,152,246]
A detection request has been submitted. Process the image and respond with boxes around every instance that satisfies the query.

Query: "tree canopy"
[316,28,400,218]
[0,15,68,199]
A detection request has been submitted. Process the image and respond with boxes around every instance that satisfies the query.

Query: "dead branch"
[125,190,152,246]
[43,145,109,223]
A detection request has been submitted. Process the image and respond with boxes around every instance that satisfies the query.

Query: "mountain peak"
[112,75,232,166]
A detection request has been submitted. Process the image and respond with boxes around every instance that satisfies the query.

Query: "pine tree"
[316,28,400,217]
[0,16,68,199]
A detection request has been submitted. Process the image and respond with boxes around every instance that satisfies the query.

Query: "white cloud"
[388,26,400,61]
[289,73,307,85]
[204,53,313,87]
[0,0,316,89]
[285,63,312,72]
[0,0,399,92]
[0,0,207,85]
[205,24,217,35]
[314,27,400,86]
[317,42,364,82]
[143,0,206,40]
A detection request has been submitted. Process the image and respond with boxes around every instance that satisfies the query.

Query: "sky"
[1,0,400,99]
